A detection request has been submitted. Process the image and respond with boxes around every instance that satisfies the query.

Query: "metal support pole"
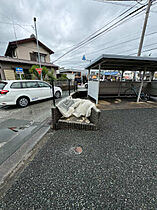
[137,67,146,102]
[74,80,75,92]
[96,64,101,105]
[68,79,71,96]
[121,71,124,81]
[151,71,154,81]
[149,71,153,82]
[87,69,90,97]
[34,17,42,80]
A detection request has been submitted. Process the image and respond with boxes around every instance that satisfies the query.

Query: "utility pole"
[134,0,152,80]
[137,0,152,56]
[136,0,152,102]
[33,17,42,80]
[12,18,18,59]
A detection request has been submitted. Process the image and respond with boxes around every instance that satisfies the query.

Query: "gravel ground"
[0,108,157,209]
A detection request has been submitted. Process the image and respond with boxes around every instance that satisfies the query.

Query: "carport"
[85,54,157,104]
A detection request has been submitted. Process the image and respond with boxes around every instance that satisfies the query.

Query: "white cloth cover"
[56,96,97,118]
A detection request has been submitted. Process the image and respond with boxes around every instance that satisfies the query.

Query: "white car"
[0,80,62,107]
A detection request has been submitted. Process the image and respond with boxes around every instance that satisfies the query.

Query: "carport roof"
[85,54,157,71]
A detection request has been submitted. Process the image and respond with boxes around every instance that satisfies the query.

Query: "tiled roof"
[5,37,54,56]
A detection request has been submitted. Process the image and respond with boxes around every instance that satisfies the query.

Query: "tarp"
[104,71,119,76]
[56,97,98,118]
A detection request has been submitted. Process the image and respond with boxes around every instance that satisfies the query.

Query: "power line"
[142,46,157,53]
[56,28,157,65]
[54,3,139,62]
[55,0,157,64]
[53,3,147,63]
[54,4,134,55]
[57,10,152,63]
[93,0,136,7]
[58,34,157,66]
[117,42,157,55]
[0,21,32,27]
[129,47,157,56]
[88,30,157,55]
[60,3,157,60]
[74,3,139,50]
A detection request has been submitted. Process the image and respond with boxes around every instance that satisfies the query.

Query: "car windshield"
[0,82,7,90]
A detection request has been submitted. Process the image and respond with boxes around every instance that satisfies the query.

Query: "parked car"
[0,80,62,107]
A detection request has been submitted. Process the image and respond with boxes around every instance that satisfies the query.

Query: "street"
[0,99,52,123]
[0,96,64,124]
[0,91,69,168]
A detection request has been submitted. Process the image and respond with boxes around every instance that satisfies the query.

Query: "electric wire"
[53,3,147,63]
[57,14,157,64]
[55,3,157,66]
[54,0,157,63]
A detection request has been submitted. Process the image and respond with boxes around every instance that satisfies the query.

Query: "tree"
[58,74,67,81]
[47,68,56,82]
[29,65,48,80]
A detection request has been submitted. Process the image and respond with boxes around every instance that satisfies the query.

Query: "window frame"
[0,82,7,90]
[21,81,39,88]
[37,81,51,88]
[10,82,22,89]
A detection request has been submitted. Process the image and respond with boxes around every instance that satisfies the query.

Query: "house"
[0,35,58,80]
[58,68,87,83]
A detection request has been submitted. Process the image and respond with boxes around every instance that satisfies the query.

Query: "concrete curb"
[0,119,50,187]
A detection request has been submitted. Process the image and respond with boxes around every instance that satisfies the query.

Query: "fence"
[54,80,77,91]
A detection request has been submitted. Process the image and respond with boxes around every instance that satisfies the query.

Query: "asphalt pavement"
[0,91,69,123]
[0,91,70,187]
[0,108,157,209]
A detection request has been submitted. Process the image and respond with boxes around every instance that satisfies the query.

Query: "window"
[12,49,16,57]
[40,54,46,62]
[22,82,28,88]
[38,81,50,88]
[30,53,37,61]
[10,82,22,89]
[22,82,38,88]
[0,82,7,89]
[30,52,46,62]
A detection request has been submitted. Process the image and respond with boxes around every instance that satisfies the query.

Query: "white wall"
[88,80,99,104]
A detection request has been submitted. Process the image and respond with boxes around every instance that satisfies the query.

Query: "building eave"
[0,56,58,69]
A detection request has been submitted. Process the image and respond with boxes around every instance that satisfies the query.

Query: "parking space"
[97,97,157,110]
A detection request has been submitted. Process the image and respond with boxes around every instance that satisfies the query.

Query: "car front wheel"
[55,91,61,99]
[17,97,29,108]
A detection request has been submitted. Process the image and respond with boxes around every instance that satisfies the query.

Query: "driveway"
[0,91,69,123]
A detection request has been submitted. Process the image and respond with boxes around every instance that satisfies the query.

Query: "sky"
[0,0,157,71]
